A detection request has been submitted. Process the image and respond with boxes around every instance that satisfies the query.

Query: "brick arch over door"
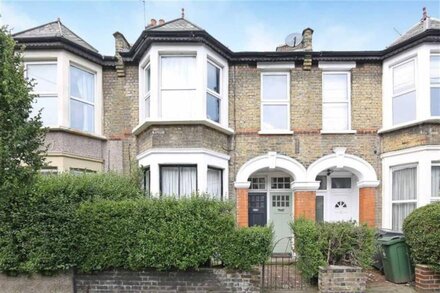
[234,152,307,187]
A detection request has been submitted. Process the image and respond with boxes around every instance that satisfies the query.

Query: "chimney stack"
[302,28,313,52]
[159,19,165,25]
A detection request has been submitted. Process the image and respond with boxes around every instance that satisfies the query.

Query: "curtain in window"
[392,167,417,231]
[207,168,222,198]
[70,66,94,102]
[161,167,180,196]
[161,56,196,89]
[432,166,440,200]
[179,167,196,197]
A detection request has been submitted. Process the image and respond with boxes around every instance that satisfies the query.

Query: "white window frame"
[69,63,97,133]
[143,63,151,119]
[25,61,59,127]
[431,162,440,202]
[321,71,352,133]
[206,59,222,123]
[259,72,291,134]
[391,58,417,126]
[430,53,440,118]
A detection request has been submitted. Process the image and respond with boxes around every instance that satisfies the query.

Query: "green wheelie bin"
[378,235,414,283]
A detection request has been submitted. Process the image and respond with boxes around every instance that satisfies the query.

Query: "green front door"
[270,193,292,254]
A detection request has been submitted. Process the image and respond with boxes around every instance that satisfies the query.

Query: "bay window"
[160,165,197,197]
[26,63,58,126]
[207,61,221,123]
[432,165,440,202]
[144,64,151,118]
[391,166,417,231]
[392,59,416,125]
[431,55,440,116]
[261,73,290,132]
[207,167,222,199]
[322,72,351,131]
[160,56,196,119]
[70,65,95,132]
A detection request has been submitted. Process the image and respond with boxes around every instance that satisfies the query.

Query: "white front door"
[326,176,358,222]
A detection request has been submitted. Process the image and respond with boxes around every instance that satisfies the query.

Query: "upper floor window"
[144,64,151,118]
[261,73,290,132]
[207,61,221,123]
[392,59,416,125]
[431,55,440,116]
[26,63,58,126]
[160,56,196,119]
[322,72,351,131]
[70,65,95,132]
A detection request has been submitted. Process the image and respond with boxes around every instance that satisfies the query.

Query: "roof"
[13,18,98,52]
[146,18,204,32]
[389,17,440,47]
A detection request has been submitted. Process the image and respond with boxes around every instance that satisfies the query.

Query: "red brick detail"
[359,187,376,227]
[416,264,440,291]
[236,188,249,227]
[294,191,316,221]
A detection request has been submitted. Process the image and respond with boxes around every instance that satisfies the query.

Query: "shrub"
[220,226,273,271]
[0,173,142,274]
[403,202,440,272]
[290,219,325,281]
[291,219,375,281]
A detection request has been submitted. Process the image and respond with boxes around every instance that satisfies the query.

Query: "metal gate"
[261,237,310,291]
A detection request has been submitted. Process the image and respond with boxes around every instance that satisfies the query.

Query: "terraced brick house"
[13,10,440,252]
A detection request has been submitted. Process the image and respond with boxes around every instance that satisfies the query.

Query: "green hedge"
[291,219,375,281]
[0,173,142,274]
[403,202,440,272]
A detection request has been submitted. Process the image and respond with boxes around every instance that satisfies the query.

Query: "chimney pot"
[150,18,157,26]
[159,19,165,25]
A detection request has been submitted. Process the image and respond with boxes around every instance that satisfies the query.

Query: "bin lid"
[377,235,406,245]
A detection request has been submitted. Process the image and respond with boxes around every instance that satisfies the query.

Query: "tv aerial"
[285,33,303,47]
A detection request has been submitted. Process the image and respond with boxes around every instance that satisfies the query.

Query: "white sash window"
[207,167,222,199]
[160,165,197,197]
[431,55,440,116]
[261,73,290,132]
[70,65,95,133]
[391,166,417,231]
[392,60,416,125]
[432,165,440,202]
[207,61,221,123]
[144,64,151,118]
[322,72,351,131]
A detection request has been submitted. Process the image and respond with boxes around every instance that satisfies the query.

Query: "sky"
[1,0,439,56]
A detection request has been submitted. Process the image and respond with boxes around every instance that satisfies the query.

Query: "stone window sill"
[132,119,235,136]
[320,130,357,134]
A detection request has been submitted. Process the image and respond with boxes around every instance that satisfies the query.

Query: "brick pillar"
[294,191,316,221]
[236,188,249,227]
[359,187,376,227]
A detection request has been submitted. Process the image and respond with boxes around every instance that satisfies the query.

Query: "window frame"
[207,166,223,199]
[249,176,267,191]
[25,61,59,126]
[159,164,198,198]
[391,58,417,126]
[260,72,291,133]
[143,166,151,196]
[430,54,440,117]
[206,59,222,123]
[69,63,97,133]
[431,163,440,202]
[321,71,352,132]
[143,63,151,119]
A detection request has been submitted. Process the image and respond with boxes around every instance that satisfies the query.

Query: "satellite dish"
[285,33,303,47]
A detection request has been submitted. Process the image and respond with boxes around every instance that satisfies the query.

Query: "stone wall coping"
[132,119,235,136]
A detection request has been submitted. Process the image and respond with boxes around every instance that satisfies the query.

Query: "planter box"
[319,265,366,293]
[415,264,440,291]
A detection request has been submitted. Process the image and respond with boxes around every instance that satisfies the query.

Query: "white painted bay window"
[391,166,417,231]
[431,55,440,116]
[392,60,416,125]
[207,61,221,123]
[26,63,58,126]
[160,165,197,197]
[207,167,222,199]
[144,64,151,118]
[70,65,95,133]
[322,72,351,131]
[160,56,197,120]
[260,73,290,132]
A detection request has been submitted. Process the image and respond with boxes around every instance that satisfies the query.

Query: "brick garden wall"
[415,264,440,291]
[318,265,366,293]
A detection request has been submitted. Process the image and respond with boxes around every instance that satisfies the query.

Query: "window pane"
[70,99,94,132]
[262,75,288,100]
[31,96,58,126]
[431,87,440,116]
[432,166,440,199]
[208,62,220,93]
[179,167,197,197]
[322,103,349,131]
[161,90,197,119]
[316,176,327,190]
[331,178,351,189]
[316,196,324,222]
[262,104,288,130]
[207,93,220,123]
[392,203,416,231]
[144,168,150,195]
[323,74,348,102]
[27,64,57,93]
[145,96,150,118]
[392,91,416,125]
[392,167,417,200]
[145,66,151,94]
[161,167,179,196]
[431,55,440,85]
[161,56,196,89]
[207,168,222,198]
[393,60,415,95]
[70,66,94,103]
